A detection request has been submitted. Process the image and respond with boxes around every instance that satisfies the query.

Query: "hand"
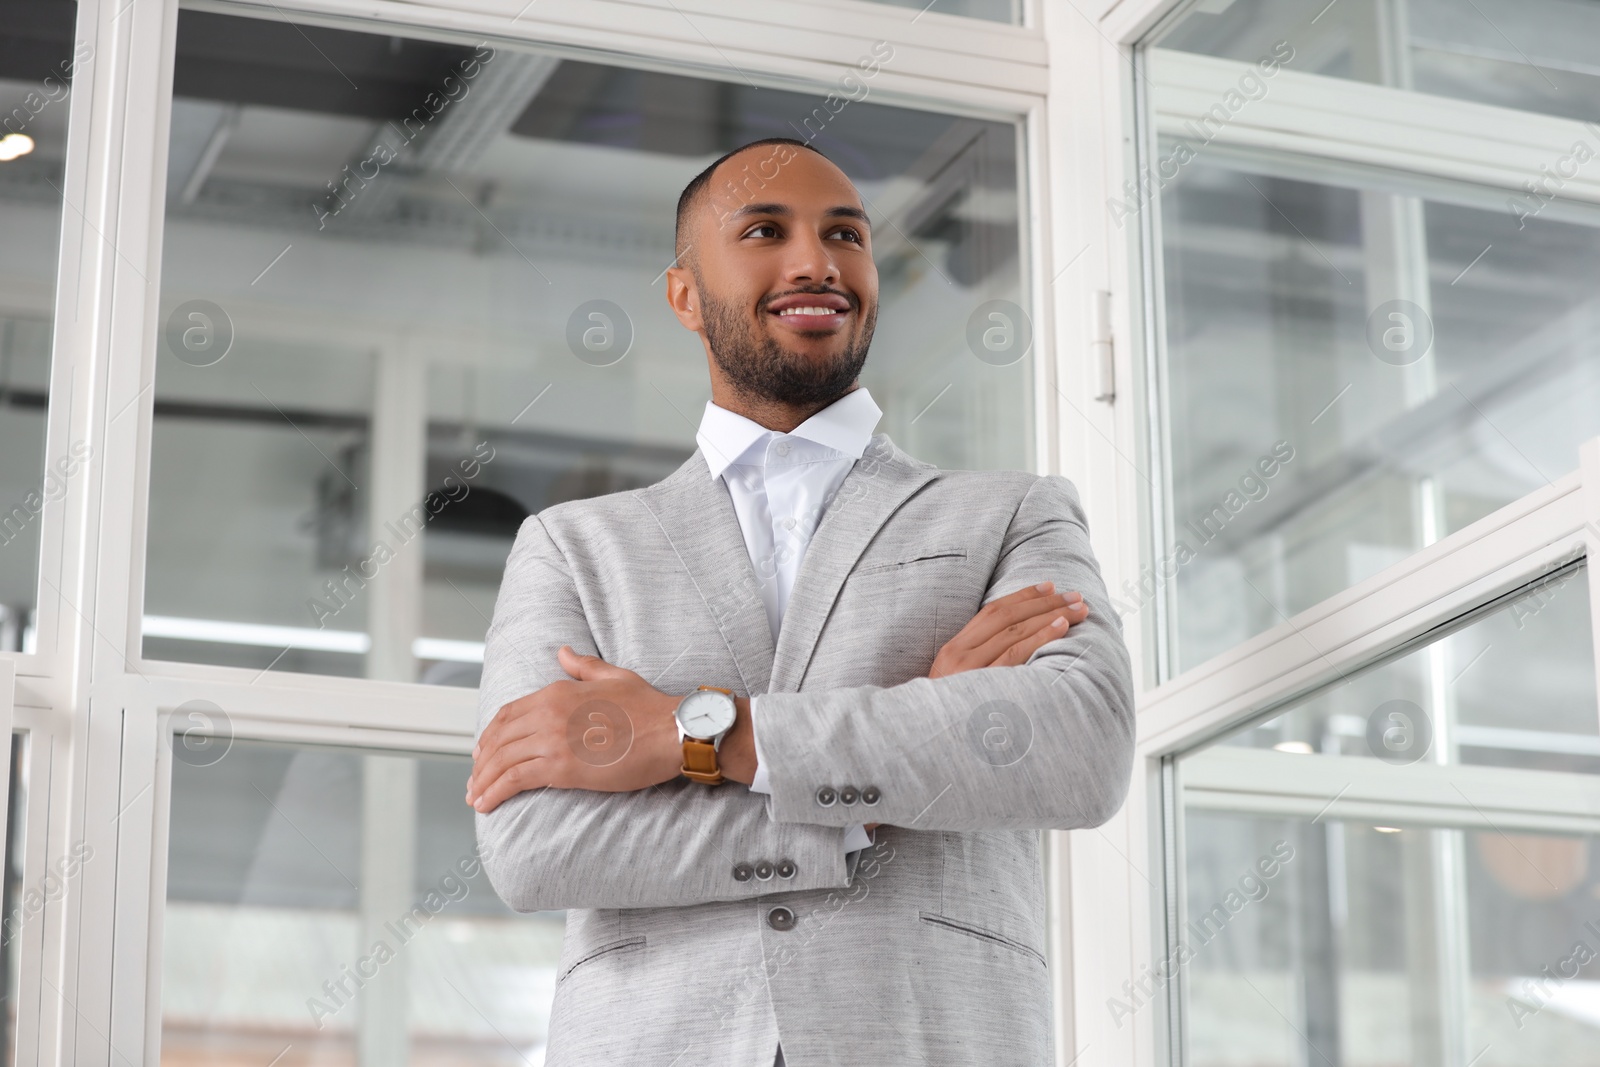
[859,584,1085,836]
[928,581,1087,680]
[467,646,682,814]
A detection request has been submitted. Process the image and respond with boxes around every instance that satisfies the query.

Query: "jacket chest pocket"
[850,547,968,577]
[829,549,970,685]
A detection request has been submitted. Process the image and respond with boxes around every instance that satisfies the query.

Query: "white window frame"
[1,0,1163,1064]
[1047,1,1600,1065]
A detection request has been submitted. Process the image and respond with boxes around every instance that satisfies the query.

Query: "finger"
[471,742,552,812]
[558,645,636,682]
[469,741,532,803]
[965,596,1087,665]
[471,704,548,788]
[477,695,527,761]
[558,644,591,678]
[970,599,1088,666]
[943,589,1079,657]
[931,595,1080,678]
[478,686,565,762]
[470,730,551,802]
[991,604,1089,667]
[985,590,1083,635]
[473,766,540,814]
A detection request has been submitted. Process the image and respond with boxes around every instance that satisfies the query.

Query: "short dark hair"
[673,137,829,268]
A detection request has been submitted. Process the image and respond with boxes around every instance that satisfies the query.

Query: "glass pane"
[0,0,78,648]
[0,733,26,1067]
[1151,153,1600,673]
[163,736,561,1065]
[147,10,1030,686]
[1228,566,1598,775]
[1153,0,1600,124]
[1174,565,1600,1065]
[1180,812,1600,1067]
[855,0,1021,23]
[145,339,373,677]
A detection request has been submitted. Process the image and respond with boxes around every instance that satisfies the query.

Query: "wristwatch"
[675,685,737,785]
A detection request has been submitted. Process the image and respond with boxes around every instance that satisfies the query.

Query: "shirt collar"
[696,387,883,481]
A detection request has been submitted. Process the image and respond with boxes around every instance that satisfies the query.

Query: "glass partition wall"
[1138,1,1600,1065]
[1173,565,1600,1067]
[141,4,1040,1063]
[163,738,561,1066]
[145,7,1033,690]
[0,0,77,655]
[0,0,1106,1060]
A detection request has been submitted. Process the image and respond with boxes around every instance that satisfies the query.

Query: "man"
[468,137,1135,1066]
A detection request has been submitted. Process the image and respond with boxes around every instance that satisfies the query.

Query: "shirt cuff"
[842,823,873,853]
[748,694,772,795]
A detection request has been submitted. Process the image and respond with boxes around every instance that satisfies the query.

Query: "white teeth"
[778,306,841,316]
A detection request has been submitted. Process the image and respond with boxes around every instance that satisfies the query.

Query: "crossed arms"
[470,474,1136,913]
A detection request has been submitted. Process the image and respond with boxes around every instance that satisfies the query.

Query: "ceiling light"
[0,133,35,162]
[1272,741,1314,754]
[1374,826,1403,833]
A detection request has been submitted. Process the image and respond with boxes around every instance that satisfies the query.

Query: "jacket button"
[861,786,881,806]
[839,786,859,805]
[767,906,796,931]
[815,786,837,807]
[732,862,753,882]
[776,859,796,879]
[755,860,774,880]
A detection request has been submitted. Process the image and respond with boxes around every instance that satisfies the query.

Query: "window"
[1127,1,1600,1065]
[0,0,80,653]
[0,0,1061,1058]
[1152,157,1600,673]
[1158,0,1600,123]
[145,8,1032,688]
[163,736,559,1065]
[1173,564,1597,1063]
[858,0,1024,23]
[108,4,1050,1064]
[1140,8,1600,675]
[0,732,25,1067]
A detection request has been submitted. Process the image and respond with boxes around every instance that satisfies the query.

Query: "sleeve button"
[839,786,859,805]
[815,786,837,807]
[776,859,796,879]
[861,786,881,806]
[755,860,774,880]
[733,862,753,882]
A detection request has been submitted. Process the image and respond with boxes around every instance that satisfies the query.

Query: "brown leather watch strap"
[680,737,724,785]
[680,685,733,785]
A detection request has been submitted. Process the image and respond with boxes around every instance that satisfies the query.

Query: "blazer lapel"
[638,433,938,698]
[771,434,937,694]
[637,449,777,696]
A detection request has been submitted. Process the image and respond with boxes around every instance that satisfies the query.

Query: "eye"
[829,228,864,244]
[742,222,780,239]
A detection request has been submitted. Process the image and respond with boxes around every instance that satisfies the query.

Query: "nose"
[783,229,839,289]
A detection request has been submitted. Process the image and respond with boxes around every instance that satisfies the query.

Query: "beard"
[699,285,876,408]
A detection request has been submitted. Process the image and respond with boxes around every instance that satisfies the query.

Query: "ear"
[665,262,703,332]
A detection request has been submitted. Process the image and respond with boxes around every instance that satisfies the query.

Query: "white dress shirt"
[695,386,881,855]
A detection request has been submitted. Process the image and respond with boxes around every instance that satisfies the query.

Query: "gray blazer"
[475,433,1136,1066]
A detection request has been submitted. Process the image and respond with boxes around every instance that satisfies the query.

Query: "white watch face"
[677,690,736,740]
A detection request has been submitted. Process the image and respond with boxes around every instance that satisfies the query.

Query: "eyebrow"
[727,202,872,230]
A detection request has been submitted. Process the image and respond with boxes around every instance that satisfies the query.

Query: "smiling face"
[667,143,879,422]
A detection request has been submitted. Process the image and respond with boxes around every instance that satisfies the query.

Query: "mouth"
[766,293,852,332]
